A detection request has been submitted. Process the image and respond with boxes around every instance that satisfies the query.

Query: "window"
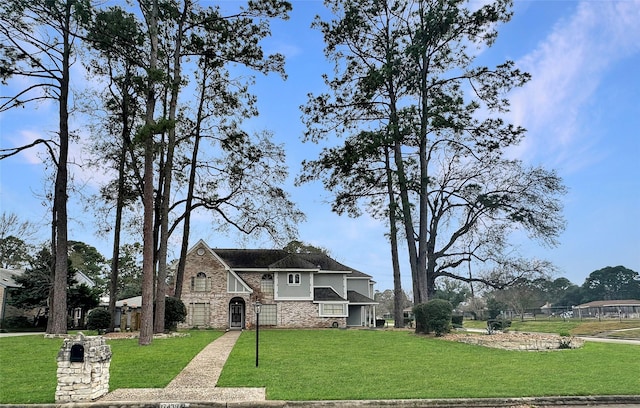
[191,272,211,292]
[287,273,301,285]
[192,303,208,326]
[227,272,251,293]
[261,274,274,295]
[320,303,346,317]
[259,304,277,325]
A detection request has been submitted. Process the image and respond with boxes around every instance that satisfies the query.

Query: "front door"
[229,299,244,329]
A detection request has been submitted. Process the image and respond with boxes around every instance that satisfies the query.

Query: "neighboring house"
[1,267,97,328]
[70,271,96,328]
[573,299,640,319]
[101,295,142,331]
[179,240,377,329]
[0,268,24,325]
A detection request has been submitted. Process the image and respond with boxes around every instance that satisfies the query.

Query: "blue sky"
[1,0,639,293]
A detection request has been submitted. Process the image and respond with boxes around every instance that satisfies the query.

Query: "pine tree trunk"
[139,0,159,346]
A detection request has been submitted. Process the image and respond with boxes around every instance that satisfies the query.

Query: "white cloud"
[508,0,640,172]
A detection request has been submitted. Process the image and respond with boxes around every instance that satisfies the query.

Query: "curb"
[3,396,640,408]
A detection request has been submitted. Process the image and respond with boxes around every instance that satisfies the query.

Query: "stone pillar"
[55,332,112,403]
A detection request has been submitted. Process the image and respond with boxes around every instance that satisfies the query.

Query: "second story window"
[261,274,274,295]
[191,272,211,292]
[287,273,301,286]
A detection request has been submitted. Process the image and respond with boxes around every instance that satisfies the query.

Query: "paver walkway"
[99,330,265,403]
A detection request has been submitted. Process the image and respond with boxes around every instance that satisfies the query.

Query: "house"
[179,240,377,329]
[573,299,640,319]
[1,267,97,329]
[0,268,24,326]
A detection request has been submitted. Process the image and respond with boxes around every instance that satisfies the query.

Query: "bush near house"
[164,297,187,332]
[85,309,110,331]
[413,299,453,336]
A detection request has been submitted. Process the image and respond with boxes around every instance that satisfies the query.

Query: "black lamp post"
[254,301,261,367]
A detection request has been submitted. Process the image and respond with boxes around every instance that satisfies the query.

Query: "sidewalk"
[98,330,266,403]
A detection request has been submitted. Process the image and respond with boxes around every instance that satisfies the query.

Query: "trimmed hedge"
[164,296,187,332]
[413,299,453,336]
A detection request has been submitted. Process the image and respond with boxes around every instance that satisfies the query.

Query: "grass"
[1,327,639,403]
[464,318,640,337]
[0,335,60,404]
[217,329,640,400]
[0,330,222,404]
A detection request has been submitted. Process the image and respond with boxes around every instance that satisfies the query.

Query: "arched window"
[191,272,211,292]
[287,273,301,286]
[261,274,274,294]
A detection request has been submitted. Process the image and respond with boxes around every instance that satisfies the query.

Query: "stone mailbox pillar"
[55,332,112,403]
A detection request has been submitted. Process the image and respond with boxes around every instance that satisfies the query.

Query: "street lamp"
[254,301,261,367]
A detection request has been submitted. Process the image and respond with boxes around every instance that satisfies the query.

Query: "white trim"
[318,302,348,317]
[276,297,314,301]
[316,270,349,274]
[227,270,253,293]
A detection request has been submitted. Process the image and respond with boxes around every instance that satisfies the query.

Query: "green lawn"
[1,328,639,404]
[0,330,222,404]
[217,329,640,400]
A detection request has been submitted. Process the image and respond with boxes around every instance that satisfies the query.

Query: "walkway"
[98,330,265,403]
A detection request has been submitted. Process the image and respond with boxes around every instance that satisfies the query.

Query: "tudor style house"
[179,240,377,329]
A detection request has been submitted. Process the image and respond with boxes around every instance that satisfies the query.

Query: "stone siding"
[56,333,111,403]
[180,242,229,329]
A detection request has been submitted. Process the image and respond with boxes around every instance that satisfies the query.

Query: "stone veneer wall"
[56,333,111,403]
[180,243,229,329]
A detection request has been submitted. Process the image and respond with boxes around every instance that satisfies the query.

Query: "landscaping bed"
[443,330,585,350]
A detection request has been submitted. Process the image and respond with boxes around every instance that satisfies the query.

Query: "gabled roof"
[347,290,377,304]
[213,249,316,269]
[268,254,318,269]
[0,268,23,289]
[296,253,350,272]
[208,247,372,278]
[314,287,346,302]
[75,270,95,287]
[0,268,96,289]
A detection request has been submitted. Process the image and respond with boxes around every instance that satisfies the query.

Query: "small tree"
[486,297,508,319]
[413,299,453,336]
[164,297,186,332]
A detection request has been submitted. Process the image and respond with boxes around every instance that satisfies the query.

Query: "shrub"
[0,316,32,330]
[451,315,463,327]
[164,296,187,332]
[86,309,111,330]
[487,319,512,333]
[413,299,453,336]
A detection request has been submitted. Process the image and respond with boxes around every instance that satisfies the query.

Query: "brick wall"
[276,301,346,328]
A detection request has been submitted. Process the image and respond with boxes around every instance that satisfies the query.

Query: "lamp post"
[254,301,261,367]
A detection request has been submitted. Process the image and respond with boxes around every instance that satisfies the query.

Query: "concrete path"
[98,330,265,403]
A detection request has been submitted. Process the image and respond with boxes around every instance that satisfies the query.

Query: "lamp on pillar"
[254,301,261,367]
